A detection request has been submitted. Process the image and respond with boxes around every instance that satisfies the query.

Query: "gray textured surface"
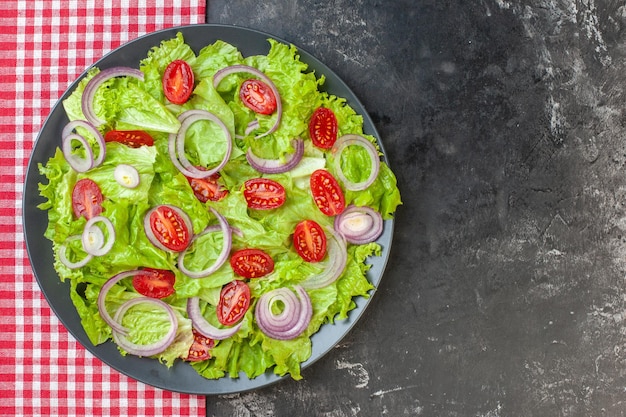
[206,0,626,415]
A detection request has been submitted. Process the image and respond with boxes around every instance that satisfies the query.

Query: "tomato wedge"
[162,60,194,104]
[187,328,214,362]
[217,280,251,326]
[293,220,327,263]
[147,205,191,252]
[72,178,104,220]
[186,172,229,203]
[230,248,274,278]
[132,268,176,299]
[309,107,338,149]
[310,169,346,216]
[239,79,277,115]
[104,130,154,148]
[243,178,286,210]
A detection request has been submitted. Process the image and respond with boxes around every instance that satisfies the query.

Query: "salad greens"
[37,32,401,380]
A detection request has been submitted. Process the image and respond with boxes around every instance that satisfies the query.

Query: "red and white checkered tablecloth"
[0,1,207,416]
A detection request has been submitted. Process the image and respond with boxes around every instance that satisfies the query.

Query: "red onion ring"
[300,228,348,289]
[186,297,242,340]
[177,208,232,278]
[143,205,193,253]
[81,66,144,127]
[213,65,282,139]
[332,134,381,191]
[255,285,312,340]
[82,215,116,257]
[58,235,93,269]
[333,205,384,244]
[61,133,93,173]
[246,137,304,174]
[111,297,178,357]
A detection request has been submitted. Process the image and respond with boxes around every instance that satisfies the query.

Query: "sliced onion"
[186,297,242,340]
[97,270,153,335]
[61,133,94,173]
[81,66,144,127]
[334,205,384,244]
[58,235,93,269]
[82,215,116,257]
[168,110,233,179]
[332,134,381,191]
[143,205,193,252]
[255,285,312,340]
[114,164,140,188]
[213,65,282,139]
[177,208,232,278]
[111,297,178,357]
[300,228,348,289]
[246,137,304,174]
[243,119,260,137]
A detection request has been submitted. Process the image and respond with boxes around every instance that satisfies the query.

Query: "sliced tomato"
[293,220,327,263]
[72,178,104,220]
[132,268,176,299]
[187,328,214,362]
[310,169,346,216]
[104,130,154,148]
[186,171,229,203]
[148,205,191,252]
[243,178,286,210]
[217,280,251,326]
[162,60,194,104]
[230,248,274,278]
[239,79,277,115]
[309,107,338,149]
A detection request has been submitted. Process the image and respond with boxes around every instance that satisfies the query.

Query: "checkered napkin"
[1,1,207,416]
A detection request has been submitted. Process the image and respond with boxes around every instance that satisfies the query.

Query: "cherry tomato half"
[230,248,274,279]
[239,79,277,115]
[217,280,251,326]
[310,169,346,216]
[309,107,338,150]
[147,205,191,252]
[186,172,229,203]
[293,220,327,263]
[243,178,286,210]
[104,130,154,148]
[162,60,194,105]
[132,268,176,299]
[72,178,104,220]
[187,328,214,362]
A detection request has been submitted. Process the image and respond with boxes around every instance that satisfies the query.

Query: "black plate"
[22,24,394,395]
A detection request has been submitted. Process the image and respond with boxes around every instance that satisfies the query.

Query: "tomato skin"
[217,280,251,326]
[187,328,214,362]
[310,169,346,216]
[147,205,191,252]
[230,248,274,278]
[186,172,229,203]
[104,130,154,148]
[72,178,104,220]
[162,60,194,104]
[293,220,327,263]
[243,178,286,210]
[239,79,277,115]
[309,107,338,149]
[132,268,176,299]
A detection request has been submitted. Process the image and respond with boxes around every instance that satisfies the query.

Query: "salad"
[37,32,402,380]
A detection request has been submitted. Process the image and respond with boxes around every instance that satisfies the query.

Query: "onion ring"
[332,134,381,191]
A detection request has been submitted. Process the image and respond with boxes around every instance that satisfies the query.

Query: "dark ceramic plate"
[22,24,394,395]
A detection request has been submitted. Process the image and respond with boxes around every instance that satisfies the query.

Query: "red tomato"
[132,268,176,299]
[71,178,104,220]
[187,328,214,362]
[310,169,346,216]
[243,178,286,210]
[217,280,251,326]
[309,107,338,149]
[162,60,194,104]
[104,130,154,148]
[186,172,229,203]
[293,220,327,263]
[239,79,277,115]
[147,205,191,252]
[230,248,274,278]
